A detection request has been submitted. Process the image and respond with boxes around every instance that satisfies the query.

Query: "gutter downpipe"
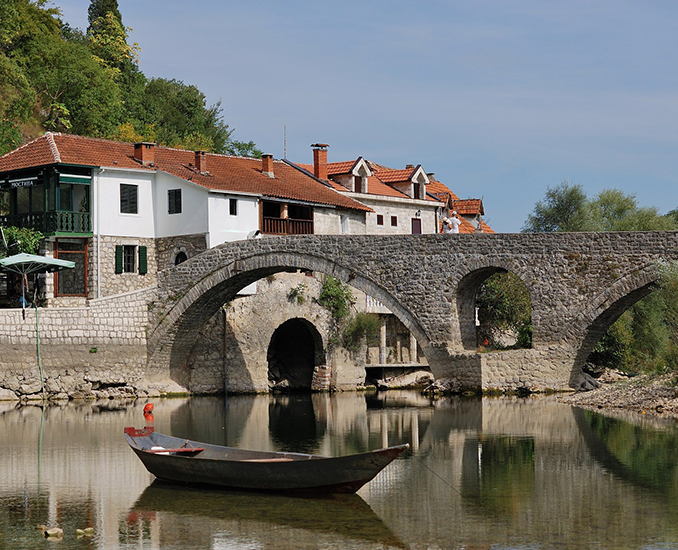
[95,168,105,298]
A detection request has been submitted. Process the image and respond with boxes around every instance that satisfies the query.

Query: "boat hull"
[125,427,408,494]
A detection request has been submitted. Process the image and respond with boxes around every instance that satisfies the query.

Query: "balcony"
[0,211,92,235]
[263,217,313,235]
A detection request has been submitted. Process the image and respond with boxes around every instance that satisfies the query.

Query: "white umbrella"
[0,252,75,400]
[0,253,75,316]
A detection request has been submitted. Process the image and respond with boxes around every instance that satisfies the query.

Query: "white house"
[0,133,371,304]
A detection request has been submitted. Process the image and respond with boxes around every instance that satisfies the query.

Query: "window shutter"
[138,246,147,275]
[115,245,123,274]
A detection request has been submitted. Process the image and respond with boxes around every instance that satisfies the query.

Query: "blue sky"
[56,1,678,232]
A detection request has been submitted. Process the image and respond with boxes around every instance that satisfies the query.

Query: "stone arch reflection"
[268,394,326,454]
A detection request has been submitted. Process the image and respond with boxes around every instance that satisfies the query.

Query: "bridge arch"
[267,317,326,390]
[570,263,660,375]
[145,232,678,393]
[149,250,432,389]
[454,258,536,351]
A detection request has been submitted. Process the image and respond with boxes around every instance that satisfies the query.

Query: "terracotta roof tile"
[373,168,415,184]
[326,160,357,175]
[452,199,484,216]
[427,180,460,201]
[0,134,371,212]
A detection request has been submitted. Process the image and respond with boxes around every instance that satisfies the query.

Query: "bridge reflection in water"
[2,394,678,549]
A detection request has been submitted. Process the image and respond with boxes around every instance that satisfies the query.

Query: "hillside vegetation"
[0,0,260,156]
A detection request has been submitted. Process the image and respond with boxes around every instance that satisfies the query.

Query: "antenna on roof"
[283,125,287,160]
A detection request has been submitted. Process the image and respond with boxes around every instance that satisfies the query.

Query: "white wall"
[94,168,155,238]
[154,172,209,238]
[207,193,259,247]
[314,208,366,235]
[347,194,440,235]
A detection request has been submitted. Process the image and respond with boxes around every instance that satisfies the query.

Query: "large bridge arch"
[148,248,435,389]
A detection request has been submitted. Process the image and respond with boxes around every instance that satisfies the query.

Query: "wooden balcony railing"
[263,217,313,235]
[0,211,92,235]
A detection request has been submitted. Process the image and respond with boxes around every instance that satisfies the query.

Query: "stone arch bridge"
[148,231,678,392]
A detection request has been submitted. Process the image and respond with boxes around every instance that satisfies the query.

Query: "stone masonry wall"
[0,287,185,400]
[98,235,157,297]
[156,233,208,272]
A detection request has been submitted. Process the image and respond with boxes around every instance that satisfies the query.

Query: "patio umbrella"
[0,253,75,400]
[0,253,75,316]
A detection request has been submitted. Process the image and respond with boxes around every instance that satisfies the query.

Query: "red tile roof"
[0,134,371,212]
[374,167,417,184]
[452,199,484,216]
[427,179,460,202]
[326,161,357,175]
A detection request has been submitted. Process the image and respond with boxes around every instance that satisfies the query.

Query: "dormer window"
[354,175,367,193]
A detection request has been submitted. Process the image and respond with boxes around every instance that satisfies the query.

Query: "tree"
[87,11,140,78]
[522,181,594,232]
[0,0,262,157]
[87,0,122,30]
[476,272,532,349]
[135,78,233,153]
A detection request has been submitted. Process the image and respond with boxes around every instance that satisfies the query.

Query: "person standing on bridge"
[444,212,461,234]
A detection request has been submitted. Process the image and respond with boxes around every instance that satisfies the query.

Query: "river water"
[2,391,678,550]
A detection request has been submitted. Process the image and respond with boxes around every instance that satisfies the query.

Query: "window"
[59,185,72,211]
[55,239,87,296]
[120,184,138,214]
[168,189,182,214]
[376,214,384,226]
[175,251,187,265]
[391,216,398,227]
[123,245,136,273]
[229,198,238,216]
[115,245,147,274]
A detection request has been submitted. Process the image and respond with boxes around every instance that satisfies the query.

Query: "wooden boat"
[124,426,409,494]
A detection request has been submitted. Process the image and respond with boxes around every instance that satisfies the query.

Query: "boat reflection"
[126,480,406,549]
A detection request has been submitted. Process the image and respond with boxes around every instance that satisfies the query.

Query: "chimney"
[405,164,414,170]
[134,142,155,165]
[195,150,207,173]
[311,143,329,180]
[261,154,274,178]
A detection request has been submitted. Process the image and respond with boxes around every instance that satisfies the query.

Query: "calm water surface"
[2,392,678,549]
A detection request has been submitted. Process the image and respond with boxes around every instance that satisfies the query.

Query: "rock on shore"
[560,372,678,417]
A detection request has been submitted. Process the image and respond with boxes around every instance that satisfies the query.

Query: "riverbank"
[559,372,678,418]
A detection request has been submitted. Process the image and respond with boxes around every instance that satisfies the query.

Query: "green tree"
[476,272,532,349]
[1,226,43,256]
[316,276,354,323]
[135,78,233,153]
[87,11,140,78]
[87,0,122,30]
[522,181,594,232]
[0,0,261,158]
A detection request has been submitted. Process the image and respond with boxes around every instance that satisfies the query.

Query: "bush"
[316,276,354,322]
[343,313,380,351]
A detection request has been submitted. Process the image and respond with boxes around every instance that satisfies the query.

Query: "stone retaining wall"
[0,287,181,400]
